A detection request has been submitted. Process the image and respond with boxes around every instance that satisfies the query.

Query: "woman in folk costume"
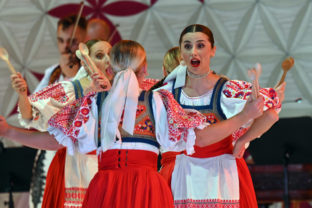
[157,24,285,208]
[45,39,225,208]
[7,39,113,208]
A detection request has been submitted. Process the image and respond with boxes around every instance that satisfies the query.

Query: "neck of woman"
[184,72,219,97]
[186,69,210,79]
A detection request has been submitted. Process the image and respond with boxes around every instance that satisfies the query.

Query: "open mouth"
[191,59,200,67]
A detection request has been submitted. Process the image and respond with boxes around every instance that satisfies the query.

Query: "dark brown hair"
[86,39,101,52]
[179,24,215,47]
[57,14,87,31]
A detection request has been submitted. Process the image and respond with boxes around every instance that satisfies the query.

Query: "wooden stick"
[5,59,16,74]
[248,63,262,100]
[275,71,287,88]
[69,1,85,47]
[107,24,120,43]
[275,57,294,88]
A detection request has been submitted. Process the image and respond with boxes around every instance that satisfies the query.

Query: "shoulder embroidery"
[48,92,96,143]
[223,80,252,100]
[223,80,281,109]
[158,89,206,142]
[30,83,69,103]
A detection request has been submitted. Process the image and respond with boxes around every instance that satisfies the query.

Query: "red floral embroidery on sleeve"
[157,89,206,142]
[29,83,69,103]
[48,92,96,143]
[223,80,252,100]
[223,80,281,110]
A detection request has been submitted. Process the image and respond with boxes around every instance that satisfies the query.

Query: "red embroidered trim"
[175,198,240,208]
[223,80,281,110]
[141,78,159,90]
[29,83,69,103]
[260,88,281,109]
[48,92,96,142]
[158,89,206,142]
[223,80,252,100]
[232,127,248,142]
[64,187,87,208]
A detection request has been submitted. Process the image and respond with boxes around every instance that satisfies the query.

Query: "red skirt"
[236,157,258,208]
[82,149,174,208]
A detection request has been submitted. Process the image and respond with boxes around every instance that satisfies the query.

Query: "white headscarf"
[98,68,140,152]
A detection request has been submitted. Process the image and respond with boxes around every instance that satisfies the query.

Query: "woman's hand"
[0,115,9,137]
[240,95,264,121]
[90,72,111,92]
[233,139,246,158]
[10,72,27,96]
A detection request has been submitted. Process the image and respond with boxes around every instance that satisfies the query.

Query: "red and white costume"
[18,67,98,208]
[46,69,206,208]
[157,65,281,208]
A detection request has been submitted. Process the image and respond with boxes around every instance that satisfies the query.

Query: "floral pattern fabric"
[223,80,281,111]
[48,92,97,143]
[157,89,206,143]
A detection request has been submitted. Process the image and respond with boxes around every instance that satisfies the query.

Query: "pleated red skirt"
[160,137,258,208]
[82,149,174,208]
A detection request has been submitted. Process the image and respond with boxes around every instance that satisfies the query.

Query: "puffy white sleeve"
[18,67,91,131]
[221,80,281,120]
[47,93,99,155]
[221,80,281,143]
[18,81,82,131]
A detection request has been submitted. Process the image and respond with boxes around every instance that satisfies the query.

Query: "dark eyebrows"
[196,40,206,43]
[183,39,206,44]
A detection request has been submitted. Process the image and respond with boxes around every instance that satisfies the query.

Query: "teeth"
[191,60,200,65]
